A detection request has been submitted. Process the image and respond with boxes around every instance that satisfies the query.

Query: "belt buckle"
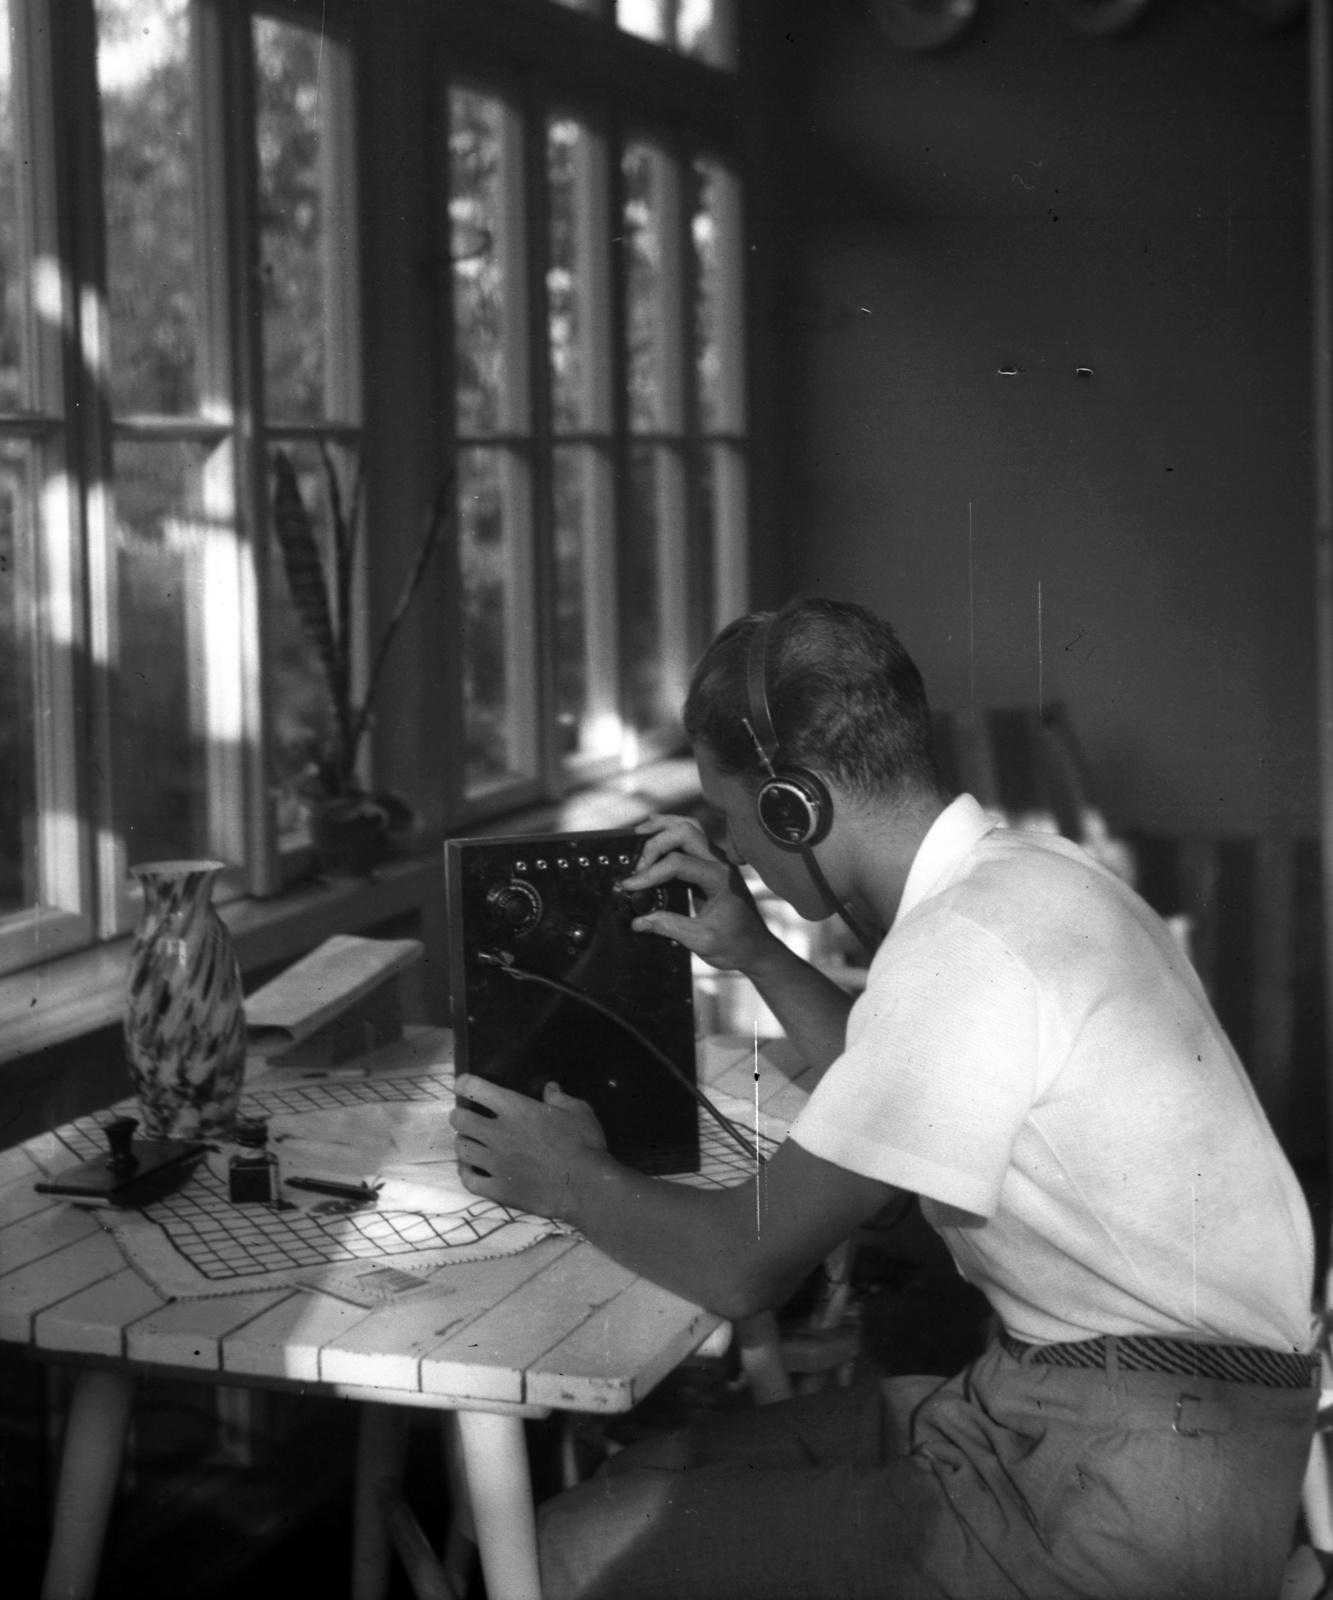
[1173,1392,1203,1437]
[1174,1392,1233,1438]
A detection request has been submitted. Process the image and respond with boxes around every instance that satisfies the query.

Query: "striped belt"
[999,1331,1318,1390]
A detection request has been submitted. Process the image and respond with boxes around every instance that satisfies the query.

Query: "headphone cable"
[798,847,880,963]
[475,951,761,1163]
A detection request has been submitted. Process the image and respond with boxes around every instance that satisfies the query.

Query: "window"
[253,12,362,843]
[441,4,747,818]
[97,0,245,891]
[0,0,90,967]
[552,0,737,68]
[0,0,358,975]
[91,0,361,893]
[0,0,746,980]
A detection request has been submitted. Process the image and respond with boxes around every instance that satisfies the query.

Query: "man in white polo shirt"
[450,598,1318,1600]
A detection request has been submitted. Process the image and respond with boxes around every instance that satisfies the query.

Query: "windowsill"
[0,757,703,1069]
[0,852,445,1071]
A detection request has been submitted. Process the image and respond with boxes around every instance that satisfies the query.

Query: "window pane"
[617,0,729,61]
[255,15,331,422]
[693,442,718,642]
[112,439,215,863]
[547,119,582,433]
[624,442,668,729]
[679,0,727,64]
[552,446,587,757]
[553,443,618,763]
[0,0,26,412]
[96,0,198,415]
[459,446,534,794]
[451,87,526,436]
[0,441,38,914]
[548,117,605,435]
[694,158,727,433]
[623,142,670,433]
[703,438,746,628]
[617,0,671,44]
[267,440,354,840]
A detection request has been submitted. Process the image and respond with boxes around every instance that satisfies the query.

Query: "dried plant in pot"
[271,448,453,874]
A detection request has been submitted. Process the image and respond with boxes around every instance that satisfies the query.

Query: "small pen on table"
[285,1176,381,1202]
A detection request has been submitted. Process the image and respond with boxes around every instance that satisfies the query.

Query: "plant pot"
[124,860,246,1140]
[310,796,394,875]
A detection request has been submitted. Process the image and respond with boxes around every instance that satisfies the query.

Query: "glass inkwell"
[228,1116,280,1204]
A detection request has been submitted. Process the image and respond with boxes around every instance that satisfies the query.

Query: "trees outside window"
[441,5,747,819]
[0,0,746,978]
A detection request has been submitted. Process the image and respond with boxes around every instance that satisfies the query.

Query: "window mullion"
[496,95,539,782]
[678,148,709,667]
[15,0,92,955]
[707,157,747,629]
[436,69,466,822]
[573,117,619,770]
[607,117,633,752]
[524,89,560,795]
[314,32,369,790]
[59,0,127,940]
[199,0,275,893]
[651,144,690,719]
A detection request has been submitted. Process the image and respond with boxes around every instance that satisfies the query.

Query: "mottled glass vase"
[125,861,246,1139]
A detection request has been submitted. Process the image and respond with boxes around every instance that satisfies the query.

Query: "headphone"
[741,608,878,958]
[744,610,833,851]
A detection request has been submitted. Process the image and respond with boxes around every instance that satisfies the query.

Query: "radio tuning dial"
[486,879,543,937]
[614,884,667,921]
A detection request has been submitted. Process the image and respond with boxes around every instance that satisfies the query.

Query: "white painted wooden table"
[0,1028,814,1600]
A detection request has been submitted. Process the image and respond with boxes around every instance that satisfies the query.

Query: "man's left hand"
[450,1074,608,1219]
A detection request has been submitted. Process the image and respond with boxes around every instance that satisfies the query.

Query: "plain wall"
[749,0,1315,839]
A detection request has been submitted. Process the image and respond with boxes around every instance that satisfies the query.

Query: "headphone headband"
[743,607,832,853]
[738,603,879,959]
[745,613,781,774]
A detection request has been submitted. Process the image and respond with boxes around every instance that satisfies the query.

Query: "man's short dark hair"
[682,598,941,805]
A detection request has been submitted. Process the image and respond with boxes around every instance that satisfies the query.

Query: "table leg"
[737,1310,794,1405]
[40,1369,136,1600]
[440,1412,477,1596]
[352,1402,411,1600]
[456,1409,542,1600]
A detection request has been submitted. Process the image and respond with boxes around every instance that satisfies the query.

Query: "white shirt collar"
[892,794,995,929]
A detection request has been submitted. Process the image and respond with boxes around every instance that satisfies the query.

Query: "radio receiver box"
[444,828,699,1175]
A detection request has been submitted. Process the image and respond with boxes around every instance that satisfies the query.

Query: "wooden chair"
[1286,1319,1333,1599]
[353,1405,485,1600]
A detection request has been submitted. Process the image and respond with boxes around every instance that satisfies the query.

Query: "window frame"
[0,0,96,972]
[434,10,750,828]
[0,0,367,976]
[0,0,749,982]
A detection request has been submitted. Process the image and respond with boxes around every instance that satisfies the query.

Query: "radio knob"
[486,879,543,936]
[614,885,667,921]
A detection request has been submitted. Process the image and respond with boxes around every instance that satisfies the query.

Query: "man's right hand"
[618,813,780,974]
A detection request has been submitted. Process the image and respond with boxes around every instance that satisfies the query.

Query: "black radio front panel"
[444,829,700,1175]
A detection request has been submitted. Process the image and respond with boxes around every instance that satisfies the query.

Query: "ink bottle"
[228,1116,279,1204]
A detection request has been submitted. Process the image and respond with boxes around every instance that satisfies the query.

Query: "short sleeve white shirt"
[788,795,1315,1352]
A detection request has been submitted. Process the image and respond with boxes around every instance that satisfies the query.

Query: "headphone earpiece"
[755,768,832,851]
[738,604,879,960]
[745,611,835,851]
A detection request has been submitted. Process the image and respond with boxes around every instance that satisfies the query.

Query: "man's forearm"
[561,1153,774,1320]
[552,1134,898,1324]
[739,934,855,1073]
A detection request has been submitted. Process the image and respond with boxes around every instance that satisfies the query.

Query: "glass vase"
[124,860,246,1139]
